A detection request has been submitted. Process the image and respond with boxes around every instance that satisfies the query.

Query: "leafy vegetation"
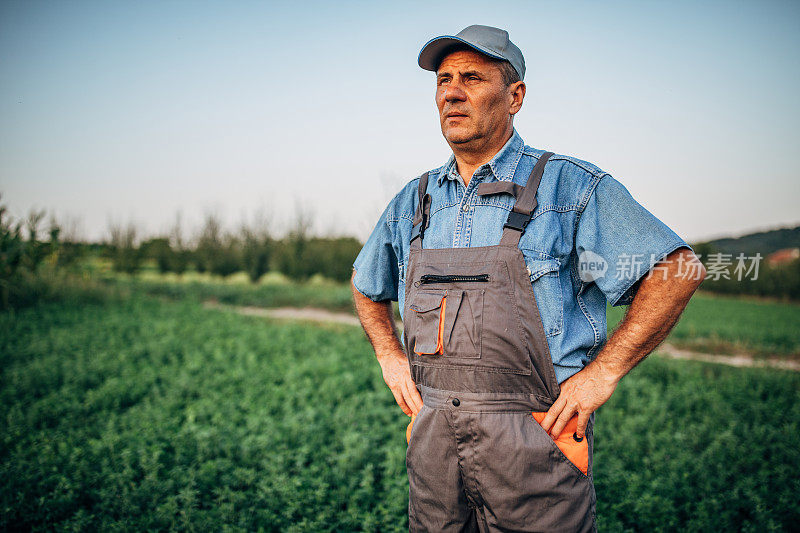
[1,194,363,313]
[608,292,800,358]
[106,275,356,313]
[2,296,798,531]
[0,197,95,310]
[595,355,799,531]
[103,275,800,358]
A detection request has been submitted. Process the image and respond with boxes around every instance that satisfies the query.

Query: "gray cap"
[418,24,525,81]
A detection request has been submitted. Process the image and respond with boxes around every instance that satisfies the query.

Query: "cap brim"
[418,35,507,72]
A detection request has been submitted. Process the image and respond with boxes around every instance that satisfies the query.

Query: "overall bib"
[403,153,597,532]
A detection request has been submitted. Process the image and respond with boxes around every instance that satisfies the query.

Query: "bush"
[108,222,142,275]
[0,198,71,309]
[194,213,242,278]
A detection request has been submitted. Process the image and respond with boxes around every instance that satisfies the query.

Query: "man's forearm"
[350,270,404,359]
[541,246,706,438]
[592,247,707,382]
[351,270,423,415]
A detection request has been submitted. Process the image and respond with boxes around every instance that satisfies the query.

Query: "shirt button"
[462,203,469,212]
[526,266,532,276]
[452,398,460,407]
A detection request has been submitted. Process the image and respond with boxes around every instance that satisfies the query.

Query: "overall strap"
[476,181,523,198]
[410,172,431,250]
[499,151,554,246]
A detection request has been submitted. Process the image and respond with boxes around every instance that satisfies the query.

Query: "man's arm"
[351,270,423,417]
[540,246,707,439]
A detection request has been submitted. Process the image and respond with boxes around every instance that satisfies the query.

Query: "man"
[351,24,706,532]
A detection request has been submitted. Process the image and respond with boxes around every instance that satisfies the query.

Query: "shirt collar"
[437,128,525,186]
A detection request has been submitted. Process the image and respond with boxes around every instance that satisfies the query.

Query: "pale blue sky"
[2,0,798,243]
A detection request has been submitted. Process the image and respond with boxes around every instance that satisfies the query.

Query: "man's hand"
[539,360,619,439]
[378,352,423,416]
[351,270,423,417]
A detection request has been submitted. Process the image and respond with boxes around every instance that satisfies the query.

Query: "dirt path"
[223,304,362,326]
[656,343,800,371]
[203,301,800,372]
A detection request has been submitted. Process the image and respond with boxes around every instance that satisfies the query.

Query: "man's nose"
[443,82,467,102]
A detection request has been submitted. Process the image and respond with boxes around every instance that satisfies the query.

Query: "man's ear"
[509,81,526,116]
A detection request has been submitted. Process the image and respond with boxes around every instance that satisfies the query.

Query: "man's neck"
[451,128,513,188]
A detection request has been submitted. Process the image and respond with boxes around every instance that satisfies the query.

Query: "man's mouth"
[445,112,468,119]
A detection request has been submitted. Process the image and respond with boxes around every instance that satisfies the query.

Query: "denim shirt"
[353,129,691,384]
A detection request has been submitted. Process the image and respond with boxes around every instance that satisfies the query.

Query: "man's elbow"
[695,261,708,285]
[676,247,707,290]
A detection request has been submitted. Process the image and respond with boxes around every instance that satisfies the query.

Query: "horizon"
[4,204,797,248]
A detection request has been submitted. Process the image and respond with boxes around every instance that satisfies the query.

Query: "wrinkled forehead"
[435,48,500,76]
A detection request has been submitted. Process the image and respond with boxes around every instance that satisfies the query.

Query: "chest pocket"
[409,289,482,359]
[524,257,564,337]
[409,291,446,355]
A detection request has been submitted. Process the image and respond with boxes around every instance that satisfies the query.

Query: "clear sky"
[1,0,798,243]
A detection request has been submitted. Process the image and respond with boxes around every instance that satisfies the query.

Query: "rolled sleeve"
[575,174,692,306]
[352,202,400,302]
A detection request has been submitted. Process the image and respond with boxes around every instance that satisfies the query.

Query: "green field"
[2,293,799,531]
[608,291,800,358]
[101,273,800,359]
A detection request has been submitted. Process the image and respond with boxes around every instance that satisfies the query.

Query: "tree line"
[688,242,800,301]
[106,211,361,284]
[0,197,362,309]
[2,194,799,310]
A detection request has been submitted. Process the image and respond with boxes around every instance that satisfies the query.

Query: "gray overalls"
[403,152,597,532]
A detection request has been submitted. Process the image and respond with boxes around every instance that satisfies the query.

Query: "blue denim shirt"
[353,129,691,383]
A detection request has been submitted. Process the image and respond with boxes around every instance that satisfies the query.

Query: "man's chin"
[443,129,478,145]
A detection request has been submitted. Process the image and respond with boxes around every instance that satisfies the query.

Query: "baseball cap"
[418,24,525,81]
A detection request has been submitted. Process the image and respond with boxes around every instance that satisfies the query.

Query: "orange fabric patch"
[406,412,416,444]
[436,296,446,354]
[531,411,589,475]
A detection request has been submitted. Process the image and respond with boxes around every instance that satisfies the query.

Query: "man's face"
[435,49,516,147]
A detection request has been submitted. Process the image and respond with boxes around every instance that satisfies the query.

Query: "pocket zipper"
[418,274,489,284]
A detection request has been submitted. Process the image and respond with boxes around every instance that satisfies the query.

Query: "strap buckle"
[410,212,428,243]
[503,210,531,232]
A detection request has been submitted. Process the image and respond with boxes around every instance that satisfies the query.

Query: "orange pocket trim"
[436,296,446,354]
[414,295,446,356]
[531,411,589,476]
[406,412,416,444]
